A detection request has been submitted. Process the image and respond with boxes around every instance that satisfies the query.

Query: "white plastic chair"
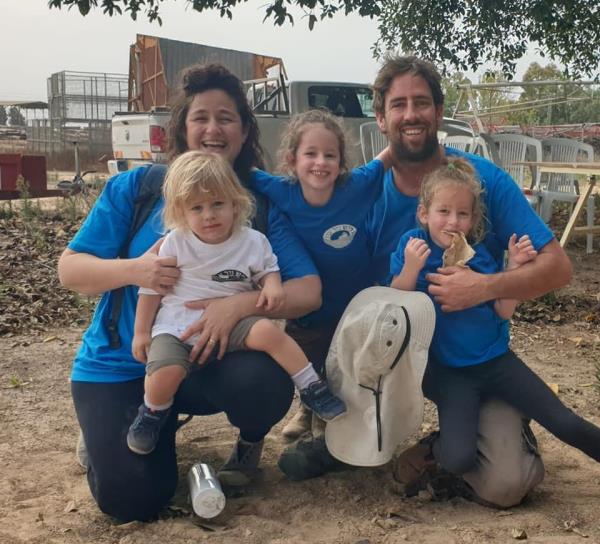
[488,134,543,209]
[360,122,387,163]
[444,135,475,153]
[540,138,595,253]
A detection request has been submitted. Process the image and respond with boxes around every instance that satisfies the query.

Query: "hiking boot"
[392,432,440,497]
[278,435,345,481]
[76,429,88,470]
[300,379,346,422]
[282,404,313,440]
[127,404,171,455]
[217,437,264,487]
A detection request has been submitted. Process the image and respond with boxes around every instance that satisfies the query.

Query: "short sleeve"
[390,232,411,277]
[267,205,317,281]
[484,166,554,252]
[68,168,141,258]
[249,233,280,283]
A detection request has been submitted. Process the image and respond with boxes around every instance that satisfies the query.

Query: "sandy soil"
[1,246,599,544]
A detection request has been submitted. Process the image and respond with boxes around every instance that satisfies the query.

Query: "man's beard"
[391,132,439,163]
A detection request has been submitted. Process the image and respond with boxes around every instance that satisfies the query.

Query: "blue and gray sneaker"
[127,404,171,455]
[300,379,346,422]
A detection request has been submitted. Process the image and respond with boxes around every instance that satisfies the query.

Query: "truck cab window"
[308,86,375,119]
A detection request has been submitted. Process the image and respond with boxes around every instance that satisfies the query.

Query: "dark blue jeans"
[423,350,600,475]
[72,351,294,522]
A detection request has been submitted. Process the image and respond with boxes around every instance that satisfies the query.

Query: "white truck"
[109,77,474,175]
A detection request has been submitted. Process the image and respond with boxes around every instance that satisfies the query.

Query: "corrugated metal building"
[129,34,285,112]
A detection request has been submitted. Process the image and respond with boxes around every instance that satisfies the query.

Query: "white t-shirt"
[139,226,279,342]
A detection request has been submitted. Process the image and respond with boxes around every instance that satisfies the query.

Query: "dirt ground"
[1,207,600,543]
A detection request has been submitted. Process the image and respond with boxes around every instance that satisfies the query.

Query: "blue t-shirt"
[69,166,318,383]
[391,229,509,367]
[250,159,385,326]
[366,148,555,286]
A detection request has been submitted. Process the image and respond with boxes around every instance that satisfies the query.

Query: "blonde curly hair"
[418,157,487,243]
[162,151,255,232]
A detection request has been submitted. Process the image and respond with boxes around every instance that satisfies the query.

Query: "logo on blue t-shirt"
[212,270,248,282]
[322,224,357,249]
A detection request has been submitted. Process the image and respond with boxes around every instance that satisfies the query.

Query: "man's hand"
[426,266,489,312]
[135,239,179,295]
[180,296,242,364]
[132,332,152,363]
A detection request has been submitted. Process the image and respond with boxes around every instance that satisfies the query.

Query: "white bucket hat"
[325,287,435,467]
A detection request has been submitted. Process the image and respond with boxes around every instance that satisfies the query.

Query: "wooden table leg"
[559,176,596,248]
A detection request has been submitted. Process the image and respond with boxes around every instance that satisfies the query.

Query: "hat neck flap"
[358,306,411,452]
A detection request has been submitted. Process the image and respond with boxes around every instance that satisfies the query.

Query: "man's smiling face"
[376,73,444,163]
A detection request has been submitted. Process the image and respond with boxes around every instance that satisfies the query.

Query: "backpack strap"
[107,164,167,349]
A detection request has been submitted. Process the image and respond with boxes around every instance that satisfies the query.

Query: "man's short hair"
[372,55,444,114]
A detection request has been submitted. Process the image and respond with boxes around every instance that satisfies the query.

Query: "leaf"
[64,499,77,513]
[511,528,527,539]
[547,383,559,395]
[43,335,59,343]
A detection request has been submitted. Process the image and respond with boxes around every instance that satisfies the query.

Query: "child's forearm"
[260,271,282,290]
[135,294,162,334]
[391,267,419,291]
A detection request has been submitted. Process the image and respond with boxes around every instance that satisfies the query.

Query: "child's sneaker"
[300,379,346,422]
[127,404,171,455]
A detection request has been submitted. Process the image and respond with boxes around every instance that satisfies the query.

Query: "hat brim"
[325,287,435,467]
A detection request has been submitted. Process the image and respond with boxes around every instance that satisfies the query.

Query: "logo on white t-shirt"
[212,269,248,282]
[322,224,357,249]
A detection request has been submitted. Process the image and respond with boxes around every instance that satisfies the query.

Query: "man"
[279,55,573,508]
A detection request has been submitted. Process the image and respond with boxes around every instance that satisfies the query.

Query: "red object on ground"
[0,154,59,199]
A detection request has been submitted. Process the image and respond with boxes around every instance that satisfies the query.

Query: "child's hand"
[404,237,431,272]
[507,234,538,269]
[132,332,152,363]
[256,283,286,311]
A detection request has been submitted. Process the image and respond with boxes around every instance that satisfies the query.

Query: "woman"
[58,64,321,522]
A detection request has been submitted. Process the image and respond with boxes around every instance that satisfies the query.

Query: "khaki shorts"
[146,315,264,376]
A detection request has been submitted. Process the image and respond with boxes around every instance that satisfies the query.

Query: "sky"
[1,0,547,102]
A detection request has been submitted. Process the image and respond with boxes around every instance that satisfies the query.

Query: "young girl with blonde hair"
[250,109,390,439]
[390,157,600,479]
[128,151,346,457]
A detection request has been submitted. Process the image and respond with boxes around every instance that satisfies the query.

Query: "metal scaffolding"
[27,70,128,157]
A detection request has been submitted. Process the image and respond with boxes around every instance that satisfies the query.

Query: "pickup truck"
[108,77,475,174]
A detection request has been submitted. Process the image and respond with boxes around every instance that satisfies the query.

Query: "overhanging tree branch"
[46,0,600,78]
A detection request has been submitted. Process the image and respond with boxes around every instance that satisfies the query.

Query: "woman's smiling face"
[185,89,248,165]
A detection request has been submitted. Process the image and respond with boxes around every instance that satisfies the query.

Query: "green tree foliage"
[441,72,471,117]
[8,107,26,126]
[505,63,600,125]
[47,0,599,78]
[0,106,7,126]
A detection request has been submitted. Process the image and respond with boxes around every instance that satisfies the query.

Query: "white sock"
[291,363,320,391]
[144,395,173,412]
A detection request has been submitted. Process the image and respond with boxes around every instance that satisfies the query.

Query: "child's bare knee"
[246,319,282,348]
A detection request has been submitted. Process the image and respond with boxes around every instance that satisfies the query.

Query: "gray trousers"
[461,399,545,508]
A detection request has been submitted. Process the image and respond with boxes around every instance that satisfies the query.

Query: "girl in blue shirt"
[250,109,390,437]
[390,157,600,477]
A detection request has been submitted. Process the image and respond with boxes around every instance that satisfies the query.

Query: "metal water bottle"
[187,463,226,518]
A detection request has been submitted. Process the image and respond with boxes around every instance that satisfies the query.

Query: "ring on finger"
[207,338,216,345]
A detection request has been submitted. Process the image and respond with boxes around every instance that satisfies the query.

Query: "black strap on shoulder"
[252,190,269,235]
[107,164,167,349]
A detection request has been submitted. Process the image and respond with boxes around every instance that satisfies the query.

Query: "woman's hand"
[134,239,180,294]
[180,296,245,364]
